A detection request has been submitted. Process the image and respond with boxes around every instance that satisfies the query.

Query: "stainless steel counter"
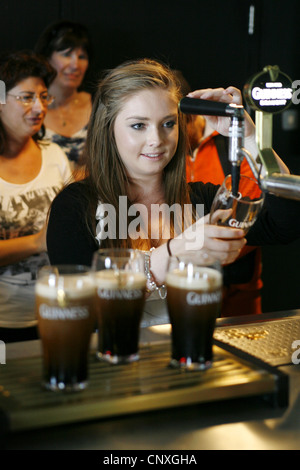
[2,310,300,451]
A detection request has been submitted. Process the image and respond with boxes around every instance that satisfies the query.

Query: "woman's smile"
[141,152,165,160]
[114,88,178,180]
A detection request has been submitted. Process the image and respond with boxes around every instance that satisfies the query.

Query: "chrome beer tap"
[244,65,300,201]
[179,96,249,197]
[179,65,300,201]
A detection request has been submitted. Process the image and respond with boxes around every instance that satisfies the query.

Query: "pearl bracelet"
[144,247,167,300]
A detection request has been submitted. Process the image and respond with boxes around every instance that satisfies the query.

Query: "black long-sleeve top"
[47,180,300,285]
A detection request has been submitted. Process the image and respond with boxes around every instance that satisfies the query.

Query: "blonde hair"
[82,58,192,247]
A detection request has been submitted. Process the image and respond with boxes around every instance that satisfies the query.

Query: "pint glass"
[92,249,147,364]
[35,265,96,391]
[166,252,222,370]
[210,174,264,234]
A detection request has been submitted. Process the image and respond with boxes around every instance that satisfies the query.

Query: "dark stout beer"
[36,274,96,391]
[95,270,146,364]
[166,267,222,370]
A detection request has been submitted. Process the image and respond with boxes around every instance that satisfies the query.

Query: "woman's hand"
[172,213,246,266]
[187,86,255,138]
[187,86,290,175]
[150,214,246,285]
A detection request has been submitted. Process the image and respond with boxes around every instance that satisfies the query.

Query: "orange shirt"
[187,130,257,186]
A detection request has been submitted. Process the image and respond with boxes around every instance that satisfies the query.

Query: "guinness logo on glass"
[243,65,293,114]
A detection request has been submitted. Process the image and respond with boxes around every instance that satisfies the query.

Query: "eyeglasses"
[7,92,55,106]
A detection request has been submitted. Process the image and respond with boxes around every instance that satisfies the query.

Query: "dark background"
[1,0,299,313]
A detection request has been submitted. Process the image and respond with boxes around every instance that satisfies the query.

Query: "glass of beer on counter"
[35,265,96,391]
[210,174,264,234]
[166,251,222,371]
[92,249,147,365]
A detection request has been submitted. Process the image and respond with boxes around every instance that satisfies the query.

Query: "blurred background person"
[175,70,263,317]
[0,51,72,342]
[35,20,93,177]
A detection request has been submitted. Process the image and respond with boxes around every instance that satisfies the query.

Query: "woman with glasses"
[35,20,93,176]
[0,50,72,342]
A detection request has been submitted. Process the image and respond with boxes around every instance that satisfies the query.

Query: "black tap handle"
[179,97,232,117]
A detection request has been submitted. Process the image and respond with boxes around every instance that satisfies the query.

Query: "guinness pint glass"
[166,252,222,370]
[209,174,264,234]
[93,249,146,364]
[35,265,96,391]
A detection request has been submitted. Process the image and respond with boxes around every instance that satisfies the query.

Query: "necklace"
[57,97,79,127]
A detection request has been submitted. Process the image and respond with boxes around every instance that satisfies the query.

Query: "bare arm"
[0,224,47,267]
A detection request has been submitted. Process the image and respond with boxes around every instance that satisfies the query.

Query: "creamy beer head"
[166,266,222,291]
[94,269,146,290]
[36,273,95,300]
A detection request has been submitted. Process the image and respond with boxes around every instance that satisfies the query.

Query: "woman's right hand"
[172,213,246,266]
[187,86,256,138]
[150,214,246,285]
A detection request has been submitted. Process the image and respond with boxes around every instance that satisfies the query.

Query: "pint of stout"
[35,266,96,391]
[94,269,146,364]
[166,254,222,370]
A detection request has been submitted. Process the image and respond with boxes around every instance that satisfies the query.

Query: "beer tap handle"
[179,91,300,200]
[179,97,247,197]
[242,65,300,200]
[179,97,243,117]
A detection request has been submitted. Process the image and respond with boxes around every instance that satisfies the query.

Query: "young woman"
[46,59,299,326]
[0,51,72,341]
[35,20,93,172]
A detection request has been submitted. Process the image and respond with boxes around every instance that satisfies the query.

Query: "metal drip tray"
[214,316,300,366]
[0,341,288,433]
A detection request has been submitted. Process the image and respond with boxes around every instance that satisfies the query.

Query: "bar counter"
[1,310,300,451]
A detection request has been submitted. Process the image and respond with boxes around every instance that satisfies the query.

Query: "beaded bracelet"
[144,247,167,300]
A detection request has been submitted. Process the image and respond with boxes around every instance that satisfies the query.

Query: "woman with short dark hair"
[0,50,72,341]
